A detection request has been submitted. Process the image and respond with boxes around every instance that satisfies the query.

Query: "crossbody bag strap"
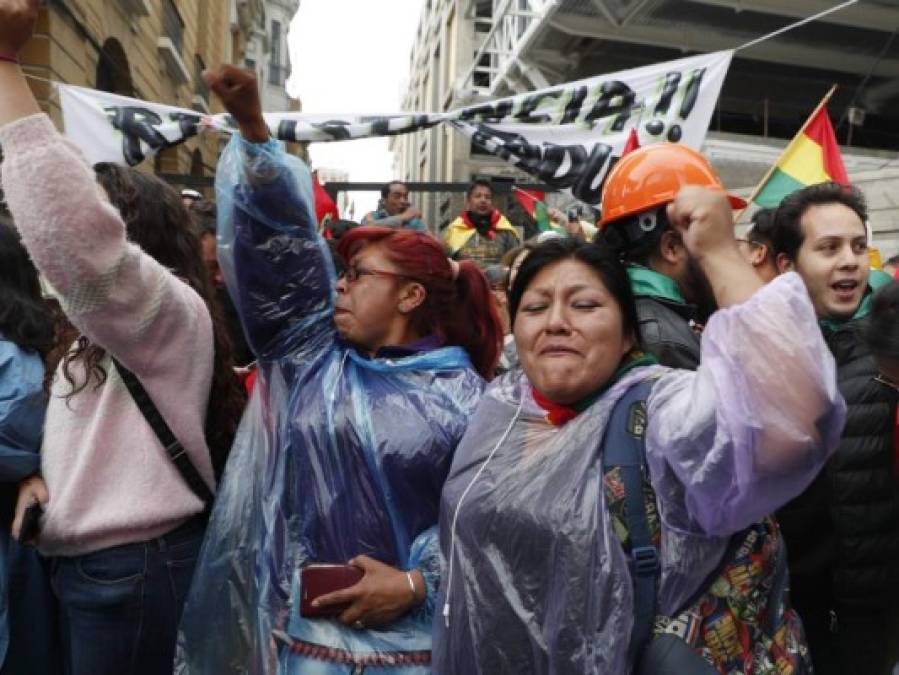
[112,358,213,506]
[601,379,659,665]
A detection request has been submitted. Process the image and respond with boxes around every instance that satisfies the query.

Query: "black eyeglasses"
[339,263,409,284]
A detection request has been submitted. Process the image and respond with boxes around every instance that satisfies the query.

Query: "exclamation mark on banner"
[644,68,706,143]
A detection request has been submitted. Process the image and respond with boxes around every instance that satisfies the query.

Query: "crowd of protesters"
[2,1,899,674]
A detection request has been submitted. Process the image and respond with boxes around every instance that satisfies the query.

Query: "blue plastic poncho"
[0,340,46,670]
[176,136,484,674]
[433,272,847,673]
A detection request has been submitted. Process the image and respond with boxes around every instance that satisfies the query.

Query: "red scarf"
[530,352,659,426]
[532,387,579,426]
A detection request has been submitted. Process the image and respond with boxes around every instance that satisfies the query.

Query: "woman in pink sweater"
[0,3,245,674]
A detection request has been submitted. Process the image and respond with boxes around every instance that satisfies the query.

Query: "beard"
[685,256,718,323]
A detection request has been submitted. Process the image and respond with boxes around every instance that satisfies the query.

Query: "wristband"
[0,54,19,65]
[405,571,420,603]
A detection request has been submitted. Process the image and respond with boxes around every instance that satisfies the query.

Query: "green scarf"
[820,270,892,334]
[627,265,686,305]
[571,352,659,413]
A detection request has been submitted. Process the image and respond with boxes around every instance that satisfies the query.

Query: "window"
[194,54,208,102]
[445,9,456,94]
[269,20,284,85]
[96,38,134,96]
[162,0,184,54]
[271,21,282,65]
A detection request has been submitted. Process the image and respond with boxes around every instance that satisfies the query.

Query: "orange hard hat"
[599,143,747,228]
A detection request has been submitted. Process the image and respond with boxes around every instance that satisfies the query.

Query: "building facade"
[15,0,302,191]
[19,0,232,184]
[240,0,301,114]
[394,0,899,252]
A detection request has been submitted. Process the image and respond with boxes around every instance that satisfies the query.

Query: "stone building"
[19,0,231,183]
[14,0,303,189]
[241,0,301,114]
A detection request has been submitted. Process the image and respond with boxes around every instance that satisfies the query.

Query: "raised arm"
[362,208,426,231]
[0,5,211,376]
[206,66,336,359]
[646,188,845,536]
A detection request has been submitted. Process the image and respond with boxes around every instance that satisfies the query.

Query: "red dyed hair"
[337,226,502,379]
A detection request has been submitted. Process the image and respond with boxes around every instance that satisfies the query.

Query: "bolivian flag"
[513,187,556,233]
[753,105,849,208]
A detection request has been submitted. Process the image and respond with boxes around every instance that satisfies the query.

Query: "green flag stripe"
[754,167,806,208]
[534,200,552,232]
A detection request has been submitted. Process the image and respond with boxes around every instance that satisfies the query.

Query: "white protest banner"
[59,85,214,168]
[450,50,732,203]
[59,50,732,203]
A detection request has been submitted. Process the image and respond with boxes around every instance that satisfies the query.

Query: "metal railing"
[459,0,561,96]
[162,0,184,55]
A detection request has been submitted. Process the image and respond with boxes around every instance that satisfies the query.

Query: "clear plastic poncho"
[176,136,484,674]
[433,272,847,674]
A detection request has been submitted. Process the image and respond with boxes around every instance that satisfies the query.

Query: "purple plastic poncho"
[175,135,484,674]
[434,272,846,674]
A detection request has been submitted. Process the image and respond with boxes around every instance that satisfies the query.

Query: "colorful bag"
[602,382,812,674]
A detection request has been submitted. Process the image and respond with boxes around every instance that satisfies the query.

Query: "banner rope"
[23,72,57,86]
[735,0,859,52]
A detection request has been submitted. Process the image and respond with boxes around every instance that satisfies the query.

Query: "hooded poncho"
[434,272,846,674]
[176,135,484,674]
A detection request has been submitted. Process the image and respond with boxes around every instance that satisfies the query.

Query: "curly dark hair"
[771,182,868,262]
[0,213,55,358]
[51,164,246,479]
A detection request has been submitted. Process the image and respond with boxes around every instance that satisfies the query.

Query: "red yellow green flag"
[753,100,849,208]
[514,188,555,232]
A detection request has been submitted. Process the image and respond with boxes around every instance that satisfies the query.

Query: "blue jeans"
[3,541,62,675]
[51,517,205,675]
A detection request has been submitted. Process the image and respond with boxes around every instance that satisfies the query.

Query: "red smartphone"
[300,563,364,618]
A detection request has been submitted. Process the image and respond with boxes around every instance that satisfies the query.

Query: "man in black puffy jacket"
[595,144,747,370]
[771,181,899,675]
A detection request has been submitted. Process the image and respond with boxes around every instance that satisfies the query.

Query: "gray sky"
[287,0,426,217]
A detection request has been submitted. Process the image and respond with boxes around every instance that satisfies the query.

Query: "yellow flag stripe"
[777,133,832,186]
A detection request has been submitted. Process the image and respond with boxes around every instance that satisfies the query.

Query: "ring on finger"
[352,620,365,630]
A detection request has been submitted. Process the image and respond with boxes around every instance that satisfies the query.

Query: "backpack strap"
[112,358,214,507]
[601,379,658,665]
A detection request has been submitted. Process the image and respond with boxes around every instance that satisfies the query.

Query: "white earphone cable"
[443,397,523,628]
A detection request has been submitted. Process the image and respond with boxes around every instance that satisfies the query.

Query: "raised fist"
[202,65,269,142]
[665,186,737,263]
[0,0,40,57]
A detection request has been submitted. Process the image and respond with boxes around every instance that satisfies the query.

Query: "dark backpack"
[601,381,812,674]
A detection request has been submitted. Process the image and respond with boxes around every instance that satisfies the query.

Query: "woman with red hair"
[332,225,500,380]
[176,66,502,675]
